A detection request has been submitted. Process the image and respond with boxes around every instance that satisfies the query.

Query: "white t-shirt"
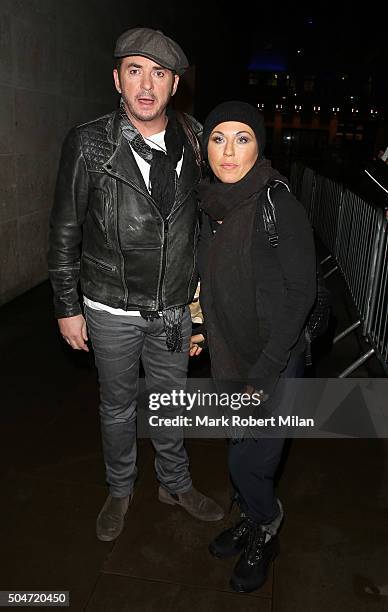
[84,130,183,316]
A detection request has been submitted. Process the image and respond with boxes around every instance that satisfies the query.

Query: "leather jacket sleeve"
[47,128,89,318]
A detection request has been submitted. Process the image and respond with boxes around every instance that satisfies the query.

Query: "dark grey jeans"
[85,305,193,498]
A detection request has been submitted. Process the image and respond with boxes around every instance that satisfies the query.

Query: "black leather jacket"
[48,110,202,318]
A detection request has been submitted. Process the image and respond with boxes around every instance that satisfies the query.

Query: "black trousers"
[228,348,305,524]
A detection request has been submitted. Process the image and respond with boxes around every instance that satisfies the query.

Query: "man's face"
[113,56,179,126]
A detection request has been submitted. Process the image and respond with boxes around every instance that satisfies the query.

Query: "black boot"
[230,519,280,593]
[209,514,250,559]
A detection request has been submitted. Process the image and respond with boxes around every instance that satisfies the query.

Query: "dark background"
[1,0,387,303]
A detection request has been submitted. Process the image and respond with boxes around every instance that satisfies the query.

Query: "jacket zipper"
[103,196,111,247]
[158,218,169,310]
[157,184,200,309]
[113,181,129,308]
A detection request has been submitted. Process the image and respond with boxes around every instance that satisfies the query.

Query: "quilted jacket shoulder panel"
[77,114,114,172]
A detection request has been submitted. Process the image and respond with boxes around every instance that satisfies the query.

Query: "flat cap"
[114,27,189,75]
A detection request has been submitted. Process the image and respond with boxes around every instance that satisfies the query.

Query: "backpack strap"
[260,179,290,248]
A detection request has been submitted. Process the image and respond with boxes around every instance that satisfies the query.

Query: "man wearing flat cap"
[48,27,223,541]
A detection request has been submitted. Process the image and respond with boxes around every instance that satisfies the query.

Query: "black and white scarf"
[119,99,185,220]
[119,100,187,351]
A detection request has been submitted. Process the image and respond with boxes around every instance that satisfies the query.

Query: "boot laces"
[231,514,249,539]
[245,521,267,566]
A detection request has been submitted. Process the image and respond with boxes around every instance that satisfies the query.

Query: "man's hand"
[58,314,89,351]
[189,333,205,357]
[244,384,269,403]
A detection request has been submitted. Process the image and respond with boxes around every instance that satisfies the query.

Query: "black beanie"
[202,100,266,159]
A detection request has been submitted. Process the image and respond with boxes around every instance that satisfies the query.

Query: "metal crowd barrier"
[313,175,344,258]
[364,217,388,368]
[290,162,388,376]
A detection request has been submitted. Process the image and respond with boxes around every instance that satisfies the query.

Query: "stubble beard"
[122,94,171,124]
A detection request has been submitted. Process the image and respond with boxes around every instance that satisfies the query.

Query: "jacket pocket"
[87,189,111,248]
[82,253,116,272]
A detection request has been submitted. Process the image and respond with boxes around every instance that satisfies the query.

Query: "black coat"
[197,186,316,382]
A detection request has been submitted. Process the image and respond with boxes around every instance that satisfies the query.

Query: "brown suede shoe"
[158,485,224,521]
[96,494,131,541]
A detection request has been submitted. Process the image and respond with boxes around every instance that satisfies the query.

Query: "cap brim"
[113,50,187,75]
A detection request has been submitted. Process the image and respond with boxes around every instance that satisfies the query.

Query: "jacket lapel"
[106,138,142,184]
[104,119,149,194]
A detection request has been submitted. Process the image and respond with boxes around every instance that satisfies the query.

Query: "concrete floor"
[1,268,387,611]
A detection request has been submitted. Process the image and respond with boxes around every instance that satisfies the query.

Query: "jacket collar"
[106,109,121,145]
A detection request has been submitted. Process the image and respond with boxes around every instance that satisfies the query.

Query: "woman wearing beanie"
[190,101,316,593]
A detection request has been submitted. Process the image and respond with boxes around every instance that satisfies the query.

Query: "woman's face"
[207,121,259,183]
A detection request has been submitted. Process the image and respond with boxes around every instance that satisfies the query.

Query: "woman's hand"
[189,333,205,357]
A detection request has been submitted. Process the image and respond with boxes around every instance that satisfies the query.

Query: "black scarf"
[198,159,288,378]
[119,100,187,351]
[119,99,185,219]
[198,158,278,220]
